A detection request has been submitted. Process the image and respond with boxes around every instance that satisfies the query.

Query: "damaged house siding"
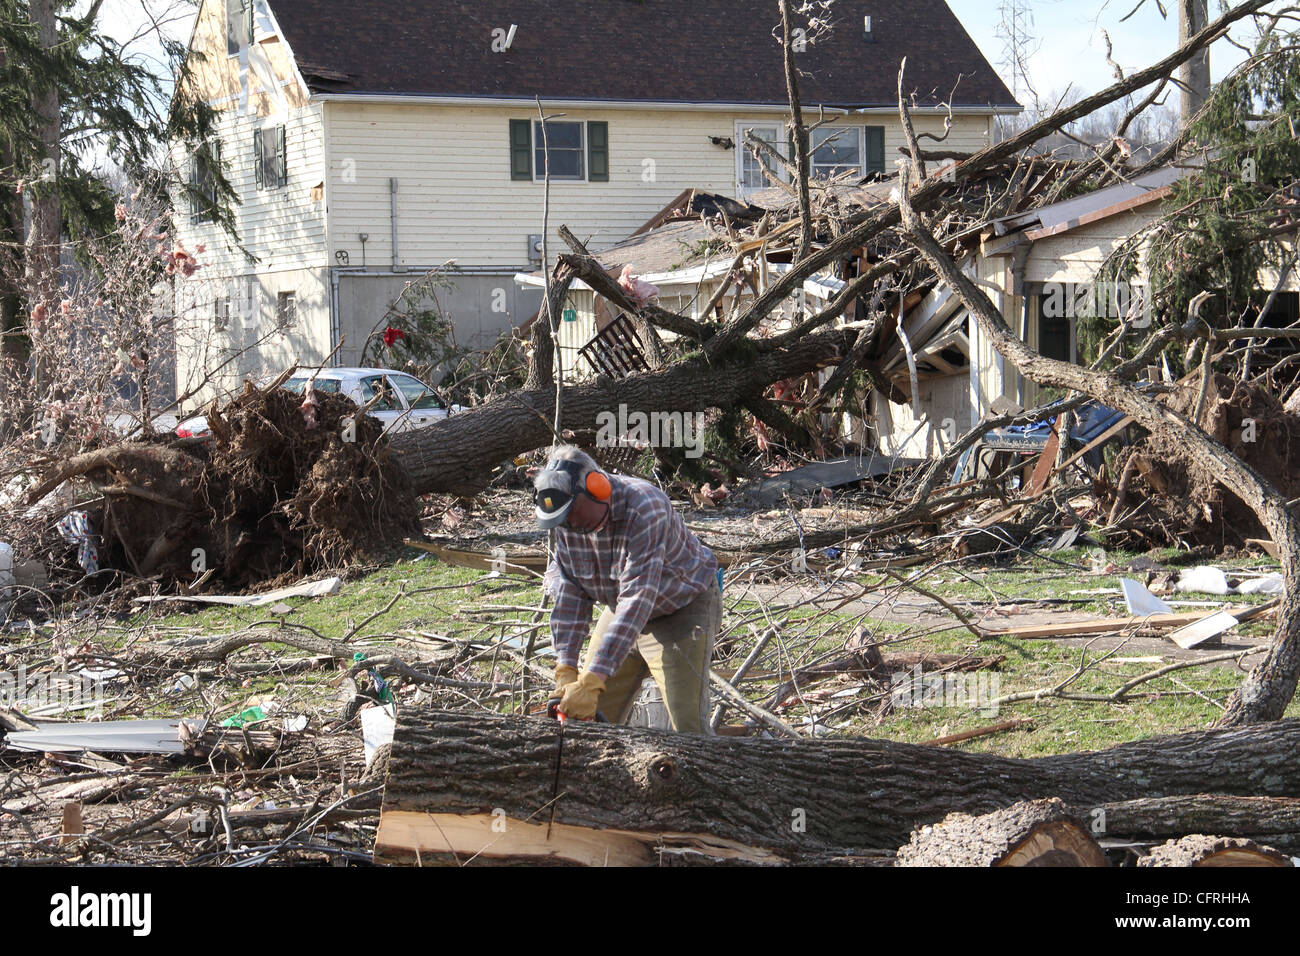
[172,0,329,403]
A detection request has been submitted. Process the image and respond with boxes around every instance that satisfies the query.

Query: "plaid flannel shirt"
[546,474,718,678]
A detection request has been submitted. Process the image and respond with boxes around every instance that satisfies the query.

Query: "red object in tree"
[383,327,406,347]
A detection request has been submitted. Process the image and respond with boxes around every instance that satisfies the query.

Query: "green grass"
[100,543,1293,758]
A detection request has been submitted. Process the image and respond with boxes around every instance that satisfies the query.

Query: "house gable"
[179,0,312,116]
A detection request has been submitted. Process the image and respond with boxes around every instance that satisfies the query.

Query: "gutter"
[313,92,1017,115]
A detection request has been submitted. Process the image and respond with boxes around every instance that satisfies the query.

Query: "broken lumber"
[895,798,1108,867]
[374,711,1300,866]
[1137,835,1292,867]
[979,609,1251,640]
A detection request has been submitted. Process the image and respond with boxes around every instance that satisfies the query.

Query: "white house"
[169,0,1019,405]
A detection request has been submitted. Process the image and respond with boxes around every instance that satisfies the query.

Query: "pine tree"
[0,0,234,368]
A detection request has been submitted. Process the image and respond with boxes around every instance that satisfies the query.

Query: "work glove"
[547,665,580,717]
[552,665,579,697]
[557,670,606,721]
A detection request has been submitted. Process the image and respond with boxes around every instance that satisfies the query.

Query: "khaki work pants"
[583,579,721,734]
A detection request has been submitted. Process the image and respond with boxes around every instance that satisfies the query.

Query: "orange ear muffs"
[585,471,612,502]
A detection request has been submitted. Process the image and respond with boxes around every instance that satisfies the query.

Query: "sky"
[947,0,1262,110]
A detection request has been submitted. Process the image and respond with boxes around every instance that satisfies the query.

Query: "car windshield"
[360,375,400,410]
[388,374,443,410]
[284,377,342,395]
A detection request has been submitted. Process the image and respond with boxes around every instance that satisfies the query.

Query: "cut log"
[1137,835,1292,867]
[1091,794,1300,852]
[895,798,1108,867]
[374,711,1300,866]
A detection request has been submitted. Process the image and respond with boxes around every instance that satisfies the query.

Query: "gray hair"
[548,445,601,473]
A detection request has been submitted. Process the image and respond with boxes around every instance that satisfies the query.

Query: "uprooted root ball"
[1108,374,1300,548]
[26,381,422,593]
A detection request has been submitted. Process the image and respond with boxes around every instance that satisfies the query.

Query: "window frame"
[809,126,865,181]
[388,373,445,411]
[358,374,404,412]
[254,125,287,191]
[276,291,297,329]
[213,295,232,331]
[532,119,587,183]
[736,121,788,197]
[226,0,253,57]
[190,140,221,225]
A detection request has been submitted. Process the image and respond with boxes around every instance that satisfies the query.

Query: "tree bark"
[24,0,60,335]
[374,710,1300,865]
[1179,0,1211,129]
[1092,794,1300,853]
[389,328,852,496]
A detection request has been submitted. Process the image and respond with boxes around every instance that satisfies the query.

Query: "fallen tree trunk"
[1092,794,1300,853]
[390,328,853,496]
[374,711,1300,865]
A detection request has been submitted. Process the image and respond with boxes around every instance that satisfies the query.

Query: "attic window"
[227,0,253,56]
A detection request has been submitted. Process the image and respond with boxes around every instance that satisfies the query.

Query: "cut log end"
[1138,835,1294,867]
[896,798,1108,867]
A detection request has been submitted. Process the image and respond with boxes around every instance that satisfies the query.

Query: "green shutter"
[509,119,532,180]
[276,125,287,187]
[254,128,264,188]
[865,126,885,175]
[189,156,201,224]
[587,121,608,181]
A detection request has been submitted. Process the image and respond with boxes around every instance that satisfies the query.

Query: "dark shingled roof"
[269,0,1019,109]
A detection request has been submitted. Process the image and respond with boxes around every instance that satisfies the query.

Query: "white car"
[176,367,455,439]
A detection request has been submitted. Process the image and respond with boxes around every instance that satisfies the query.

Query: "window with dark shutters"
[190,141,220,224]
[254,125,287,190]
[510,120,607,182]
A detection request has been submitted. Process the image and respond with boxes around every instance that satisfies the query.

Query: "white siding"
[173,102,329,276]
[323,102,993,270]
